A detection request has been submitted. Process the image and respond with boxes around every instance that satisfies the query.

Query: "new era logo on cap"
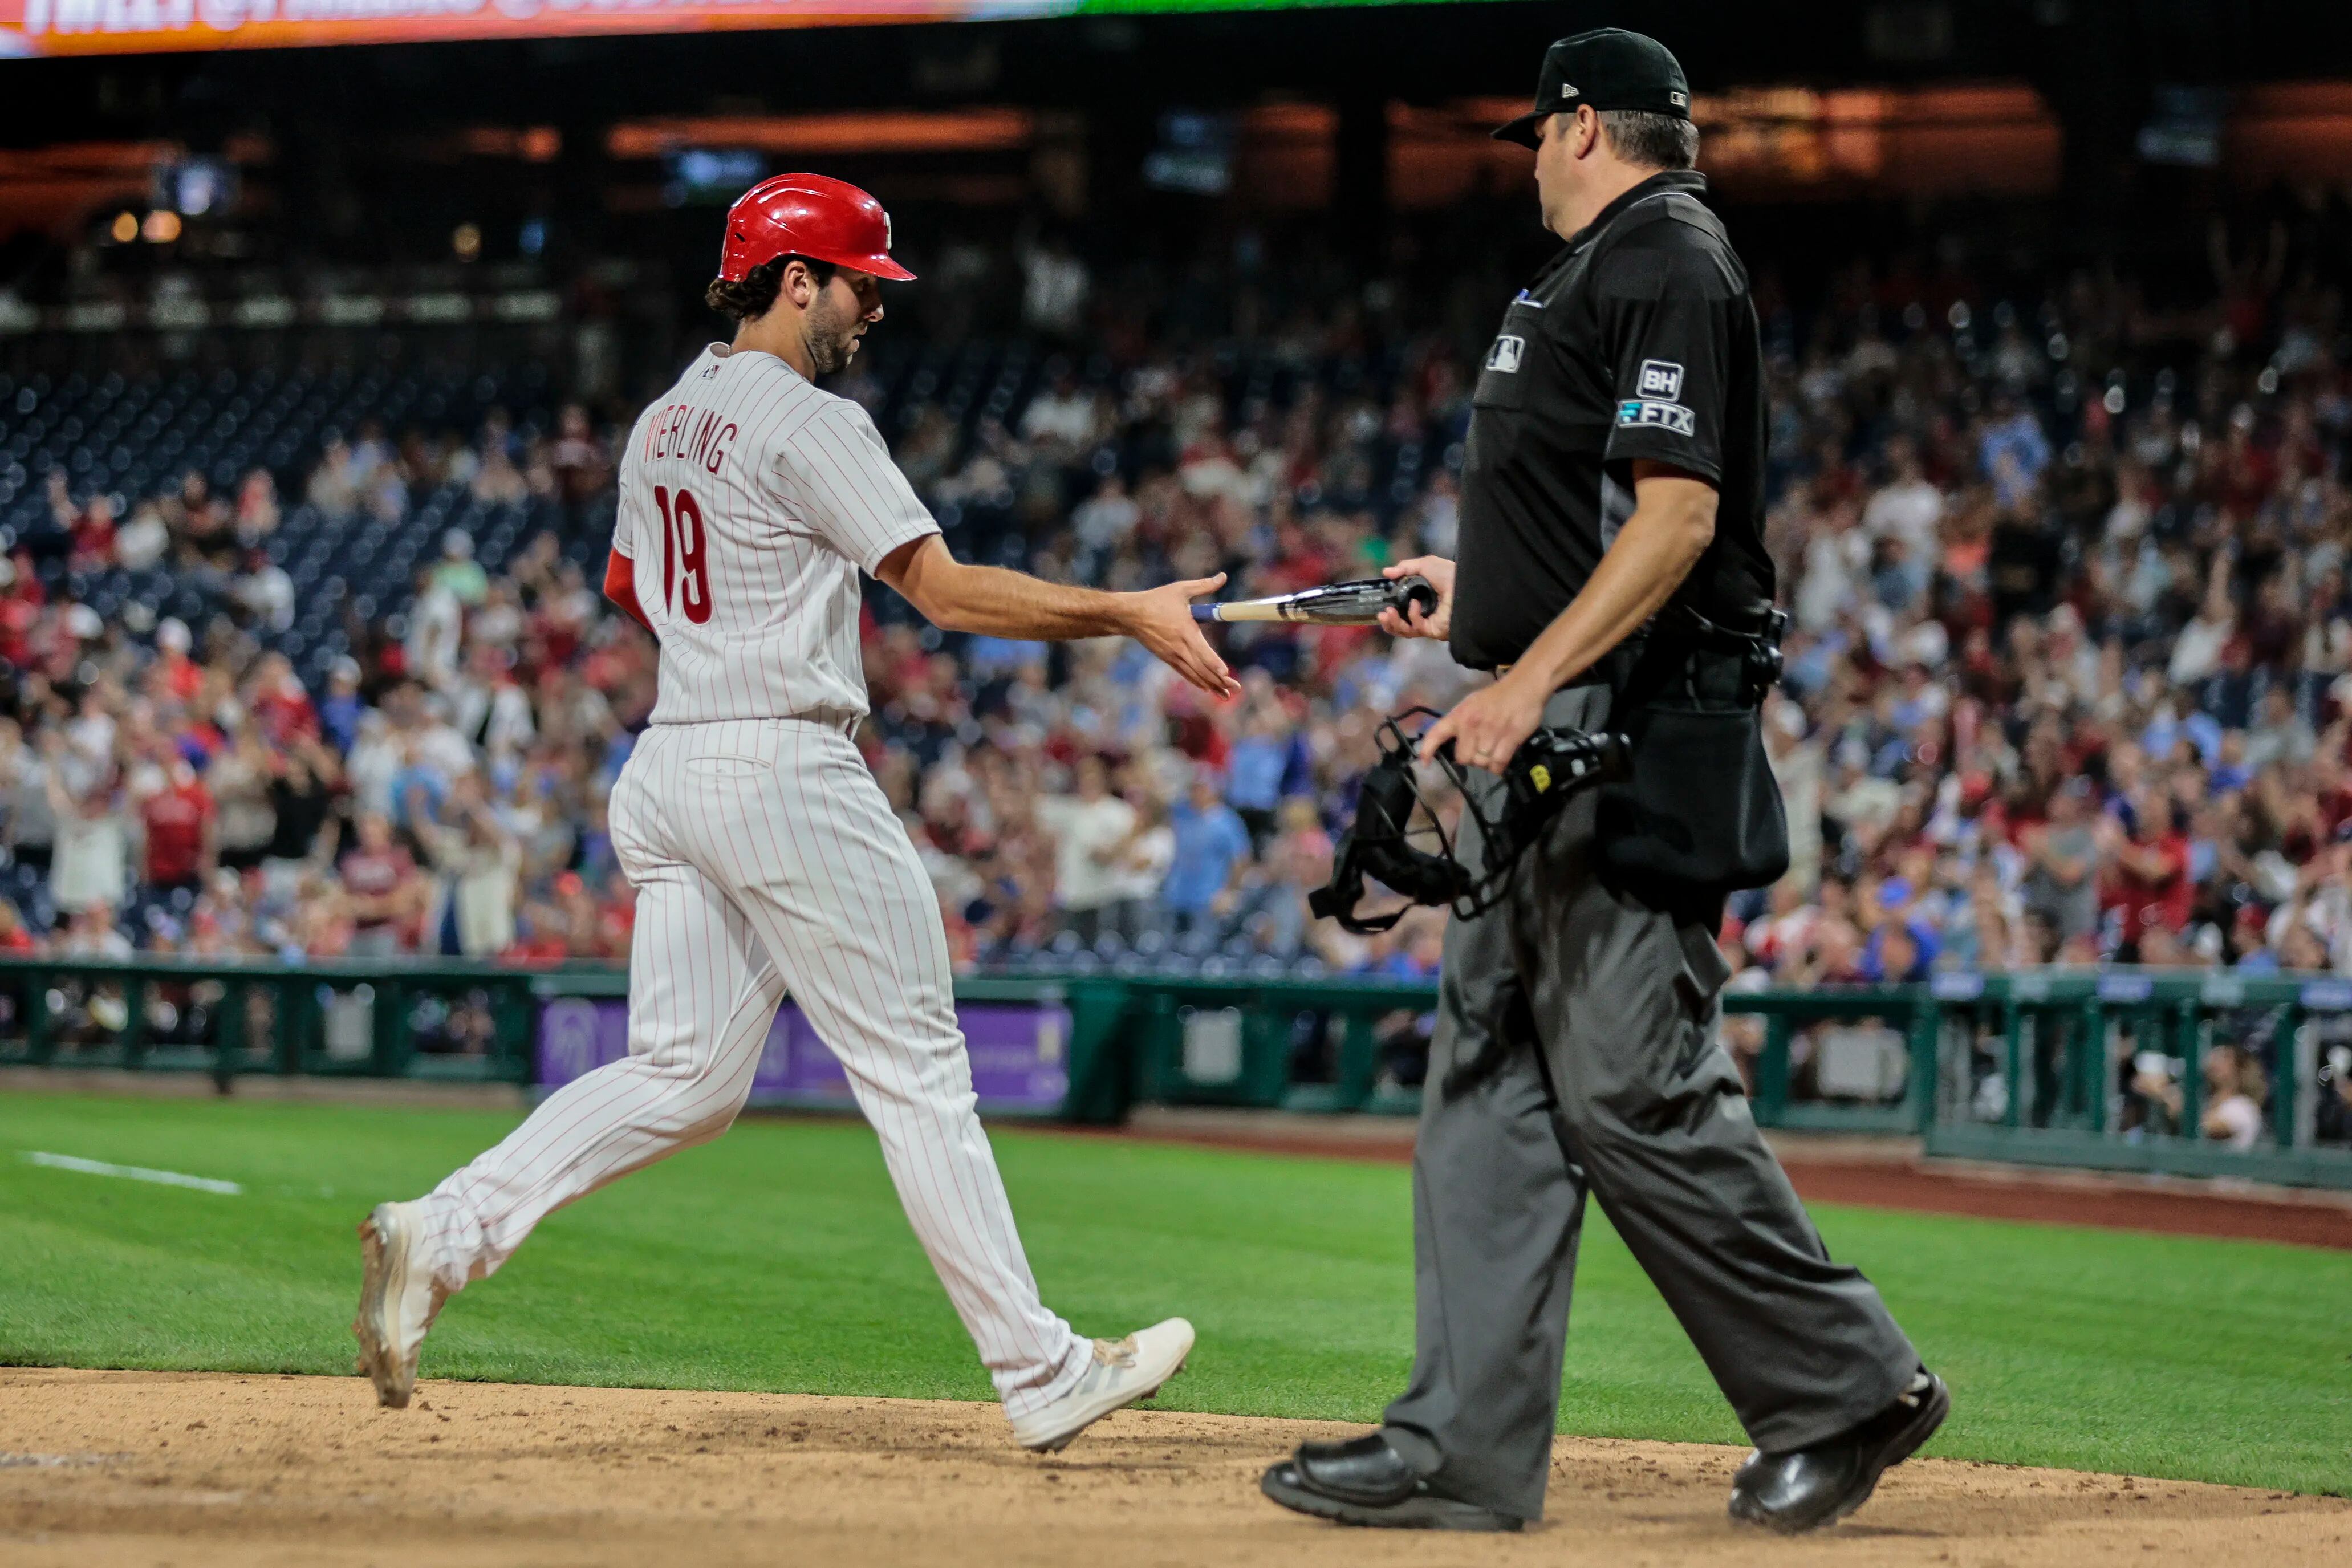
[1495,29,1689,148]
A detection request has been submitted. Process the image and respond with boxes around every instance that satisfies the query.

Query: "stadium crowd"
[3,211,2351,1054]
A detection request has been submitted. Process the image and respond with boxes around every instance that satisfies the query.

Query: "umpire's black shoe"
[1261,1433,1522,1532]
[1728,1368,1950,1533]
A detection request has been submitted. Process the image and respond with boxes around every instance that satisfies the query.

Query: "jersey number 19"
[653,485,714,624]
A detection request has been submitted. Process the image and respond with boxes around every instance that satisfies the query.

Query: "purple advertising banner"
[535,996,1071,1115]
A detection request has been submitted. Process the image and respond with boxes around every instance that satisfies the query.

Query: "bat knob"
[1394,575,1441,623]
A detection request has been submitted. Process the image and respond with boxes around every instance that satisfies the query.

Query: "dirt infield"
[1,1371,2342,1567]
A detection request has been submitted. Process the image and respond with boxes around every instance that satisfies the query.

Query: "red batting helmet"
[717,173,915,284]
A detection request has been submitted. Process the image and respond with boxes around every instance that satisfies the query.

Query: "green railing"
[518,968,2079,1156]
[6,957,2350,1189]
[999,975,1943,1135]
[0,955,541,1084]
[1918,968,2352,1189]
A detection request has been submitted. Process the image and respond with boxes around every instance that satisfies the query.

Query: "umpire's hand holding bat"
[1418,466,1724,773]
[1376,556,1455,641]
[1376,552,1549,774]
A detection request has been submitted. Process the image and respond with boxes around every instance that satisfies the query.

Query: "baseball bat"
[1192,575,1440,627]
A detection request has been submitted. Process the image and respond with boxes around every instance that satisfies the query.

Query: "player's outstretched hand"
[1124,572,1241,699]
[1378,556,1455,641]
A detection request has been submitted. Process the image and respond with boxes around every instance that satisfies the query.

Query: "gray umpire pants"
[1378,684,1919,1522]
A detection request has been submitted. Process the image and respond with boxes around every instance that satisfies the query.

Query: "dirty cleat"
[1728,1367,1950,1533]
[352,1201,448,1409]
[1008,1318,1195,1453]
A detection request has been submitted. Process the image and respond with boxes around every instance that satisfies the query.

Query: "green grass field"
[2,1092,2346,1494]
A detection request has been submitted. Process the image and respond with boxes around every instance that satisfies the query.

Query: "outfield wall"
[1,957,2348,1191]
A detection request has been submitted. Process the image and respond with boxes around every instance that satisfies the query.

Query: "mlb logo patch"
[1486,335,1526,374]
[1638,359,1684,400]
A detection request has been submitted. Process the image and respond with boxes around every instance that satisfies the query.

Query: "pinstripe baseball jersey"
[616,343,940,724]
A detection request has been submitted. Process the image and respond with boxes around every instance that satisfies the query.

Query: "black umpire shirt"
[1450,170,1775,671]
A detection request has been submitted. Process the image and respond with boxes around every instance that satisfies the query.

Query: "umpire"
[1261,30,1945,1534]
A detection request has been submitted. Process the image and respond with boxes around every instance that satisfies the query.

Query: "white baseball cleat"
[1009,1318,1196,1453]
[352,1200,448,1409]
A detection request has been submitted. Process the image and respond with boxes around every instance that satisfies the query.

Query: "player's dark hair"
[1597,108,1700,170]
[704,254,840,323]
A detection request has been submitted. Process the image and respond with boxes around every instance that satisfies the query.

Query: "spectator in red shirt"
[0,898,37,954]
[2100,793,2192,954]
[0,555,40,668]
[549,403,612,525]
[150,618,204,704]
[139,759,216,896]
[501,929,571,966]
[70,493,117,571]
[246,652,320,747]
[595,868,637,953]
[339,810,423,957]
[550,871,611,961]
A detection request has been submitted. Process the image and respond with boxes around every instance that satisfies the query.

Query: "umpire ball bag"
[1594,605,1790,904]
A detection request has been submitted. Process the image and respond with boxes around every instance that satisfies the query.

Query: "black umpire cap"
[1492,27,1692,149]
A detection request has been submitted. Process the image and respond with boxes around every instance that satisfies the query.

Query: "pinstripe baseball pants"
[410,718,1094,1417]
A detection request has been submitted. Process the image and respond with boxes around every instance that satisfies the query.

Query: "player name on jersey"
[616,342,940,728]
[641,399,740,476]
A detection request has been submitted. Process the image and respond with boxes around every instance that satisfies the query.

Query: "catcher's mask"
[1309,708,1628,935]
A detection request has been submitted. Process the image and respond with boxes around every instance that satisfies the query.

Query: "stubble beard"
[805,294,860,377]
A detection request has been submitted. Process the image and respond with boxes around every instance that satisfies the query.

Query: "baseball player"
[354,174,1230,1452]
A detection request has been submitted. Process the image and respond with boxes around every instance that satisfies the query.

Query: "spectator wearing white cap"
[150,618,201,708]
